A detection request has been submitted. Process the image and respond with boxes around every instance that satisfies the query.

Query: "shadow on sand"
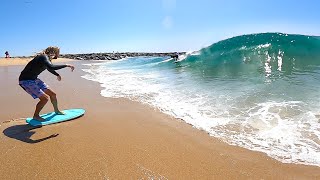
[3,124,59,144]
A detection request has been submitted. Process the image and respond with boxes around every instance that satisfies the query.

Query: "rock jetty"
[60,52,186,61]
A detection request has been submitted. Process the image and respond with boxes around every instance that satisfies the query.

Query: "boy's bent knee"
[38,95,49,102]
[44,89,57,97]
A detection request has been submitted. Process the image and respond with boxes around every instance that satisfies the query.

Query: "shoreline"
[0,60,319,179]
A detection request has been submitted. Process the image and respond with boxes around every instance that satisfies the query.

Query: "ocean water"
[81,33,320,167]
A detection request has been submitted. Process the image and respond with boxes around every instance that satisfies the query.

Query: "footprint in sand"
[1,118,26,124]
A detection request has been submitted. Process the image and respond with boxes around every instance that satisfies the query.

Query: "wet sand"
[0,59,319,179]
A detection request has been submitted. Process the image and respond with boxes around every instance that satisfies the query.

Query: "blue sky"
[0,0,319,56]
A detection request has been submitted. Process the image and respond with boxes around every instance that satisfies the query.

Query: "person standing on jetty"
[18,46,75,121]
[5,51,10,58]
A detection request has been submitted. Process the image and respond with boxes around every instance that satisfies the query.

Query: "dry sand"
[0,57,74,66]
[0,58,319,179]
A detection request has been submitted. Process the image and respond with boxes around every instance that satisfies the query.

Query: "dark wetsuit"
[19,54,67,81]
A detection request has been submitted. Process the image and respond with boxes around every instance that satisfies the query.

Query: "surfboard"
[174,57,185,63]
[162,57,173,62]
[26,108,85,127]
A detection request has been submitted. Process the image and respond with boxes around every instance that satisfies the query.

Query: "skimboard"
[26,108,85,127]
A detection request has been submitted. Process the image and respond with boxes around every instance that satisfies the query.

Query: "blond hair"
[43,46,60,59]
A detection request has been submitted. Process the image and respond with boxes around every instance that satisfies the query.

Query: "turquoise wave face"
[82,33,320,167]
[179,33,320,80]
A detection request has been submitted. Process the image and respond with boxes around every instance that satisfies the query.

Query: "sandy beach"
[0,58,319,179]
[0,57,74,66]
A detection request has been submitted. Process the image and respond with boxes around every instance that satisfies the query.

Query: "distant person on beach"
[18,46,75,121]
[5,51,10,58]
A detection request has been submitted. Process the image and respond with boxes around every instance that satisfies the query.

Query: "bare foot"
[55,111,65,115]
[33,116,46,121]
